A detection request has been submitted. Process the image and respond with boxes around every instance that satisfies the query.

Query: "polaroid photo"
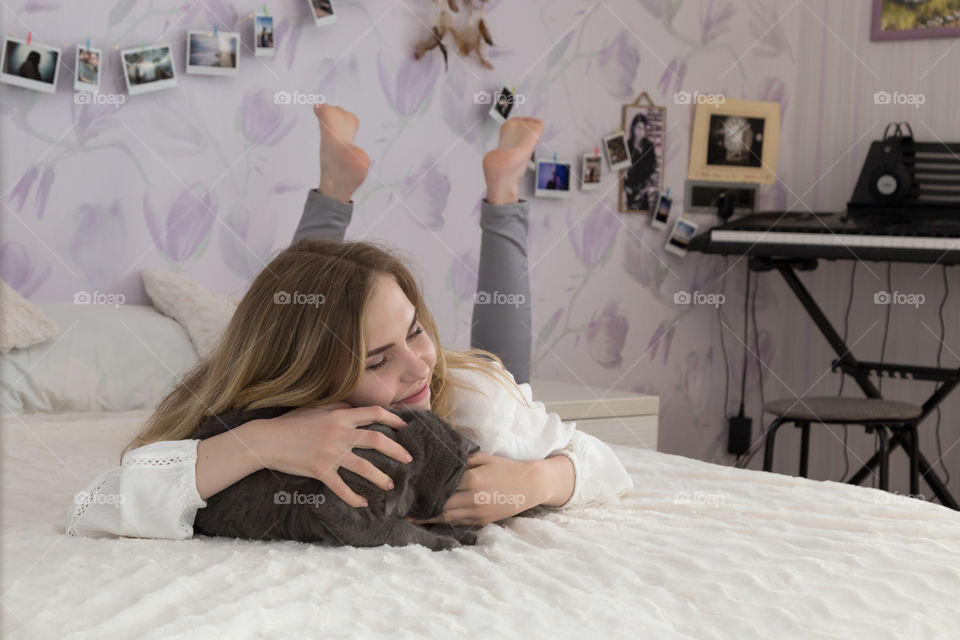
[489,86,516,123]
[581,154,602,191]
[651,191,672,229]
[535,159,572,199]
[0,36,61,94]
[74,46,101,92]
[665,217,699,257]
[187,30,240,76]
[255,15,275,57]
[121,44,177,95]
[603,130,631,171]
[308,0,337,26]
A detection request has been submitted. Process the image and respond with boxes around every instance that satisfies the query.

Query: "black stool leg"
[763,418,787,472]
[876,426,890,491]
[909,422,920,497]
[798,421,811,478]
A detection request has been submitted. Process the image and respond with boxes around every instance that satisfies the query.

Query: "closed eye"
[365,325,424,372]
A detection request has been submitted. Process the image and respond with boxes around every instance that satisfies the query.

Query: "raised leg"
[292,104,371,244]
[471,118,544,384]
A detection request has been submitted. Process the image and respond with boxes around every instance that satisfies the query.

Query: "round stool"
[762,396,923,492]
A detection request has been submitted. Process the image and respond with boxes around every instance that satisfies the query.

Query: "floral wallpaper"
[3,0,957,492]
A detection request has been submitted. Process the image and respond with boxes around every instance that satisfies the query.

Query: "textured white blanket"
[3,410,960,639]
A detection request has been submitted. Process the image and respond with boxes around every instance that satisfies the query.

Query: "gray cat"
[191,407,481,551]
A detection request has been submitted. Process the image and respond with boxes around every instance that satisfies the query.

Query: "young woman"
[66,105,632,540]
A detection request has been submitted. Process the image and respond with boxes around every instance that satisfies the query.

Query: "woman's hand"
[244,403,411,508]
[405,453,551,527]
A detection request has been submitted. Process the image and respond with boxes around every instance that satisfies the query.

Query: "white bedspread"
[3,410,960,639]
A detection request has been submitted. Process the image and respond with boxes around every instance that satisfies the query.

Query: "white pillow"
[0,303,199,415]
[141,270,239,359]
[0,280,59,353]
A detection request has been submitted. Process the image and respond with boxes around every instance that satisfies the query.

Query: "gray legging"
[292,190,532,383]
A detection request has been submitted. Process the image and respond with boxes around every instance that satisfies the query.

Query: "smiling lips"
[398,381,429,404]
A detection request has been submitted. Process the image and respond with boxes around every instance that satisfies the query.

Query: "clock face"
[876,174,898,196]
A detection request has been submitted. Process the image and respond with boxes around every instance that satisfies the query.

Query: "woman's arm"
[194,188,356,501]
[536,454,575,507]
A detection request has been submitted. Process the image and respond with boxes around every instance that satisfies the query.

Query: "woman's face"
[632,119,645,141]
[344,274,437,411]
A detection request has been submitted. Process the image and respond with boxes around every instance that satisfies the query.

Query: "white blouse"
[65,366,634,539]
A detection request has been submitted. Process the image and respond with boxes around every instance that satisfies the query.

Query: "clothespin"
[617,125,622,136]
[594,146,599,157]
[26,32,31,45]
[86,38,90,51]
[213,24,218,37]
[141,41,145,51]
[263,4,268,15]
[553,151,558,163]
[664,187,671,197]
[511,85,516,93]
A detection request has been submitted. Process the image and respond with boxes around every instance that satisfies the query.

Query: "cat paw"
[429,536,462,551]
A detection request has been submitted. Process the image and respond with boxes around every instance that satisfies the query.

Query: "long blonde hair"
[124,238,520,457]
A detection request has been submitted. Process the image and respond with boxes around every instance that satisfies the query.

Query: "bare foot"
[315,104,370,204]
[482,117,544,206]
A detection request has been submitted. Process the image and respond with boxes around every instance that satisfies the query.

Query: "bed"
[4,407,960,639]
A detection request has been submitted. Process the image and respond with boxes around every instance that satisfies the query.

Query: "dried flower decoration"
[414,0,494,70]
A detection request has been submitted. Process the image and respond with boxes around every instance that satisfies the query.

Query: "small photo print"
[535,159,572,199]
[122,44,177,95]
[581,154,601,191]
[255,15,275,57]
[651,191,672,229]
[187,30,240,76]
[74,46,101,92]
[0,36,61,94]
[665,217,699,257]
[308,0,337,26]
[706,114,765,168]
[603,131,631,171]
[489,86,516,123]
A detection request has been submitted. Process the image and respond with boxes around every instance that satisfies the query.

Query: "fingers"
[341,405,407,430]
[466,452,491,467]
[322,472,368,509]
[341,452,395,492]
[351,428,413,465]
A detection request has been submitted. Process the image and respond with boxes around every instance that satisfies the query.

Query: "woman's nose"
[400,344,431,380]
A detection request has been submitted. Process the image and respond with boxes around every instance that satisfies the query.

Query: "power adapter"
[728,415,752,456]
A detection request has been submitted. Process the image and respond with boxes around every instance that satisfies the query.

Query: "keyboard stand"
[749,256,960,510]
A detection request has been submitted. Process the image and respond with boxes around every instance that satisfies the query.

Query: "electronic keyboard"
[688,211,960,265]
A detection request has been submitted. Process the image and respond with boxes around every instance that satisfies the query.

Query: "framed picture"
[687,97,780,185]
[121,44,177,95]
[620,92,666,214]
[307,0,337,26]
[872,0,960,41]
[603,130,631,171]
[255,15,275,57]
[664,216,699,257]
[651,190,672,230]
[186,30,240,76]
[489,85,517,123]
[581,153,601,191]
[74,46,101,92]
[0,36,61,94]
[535,158,572,198]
